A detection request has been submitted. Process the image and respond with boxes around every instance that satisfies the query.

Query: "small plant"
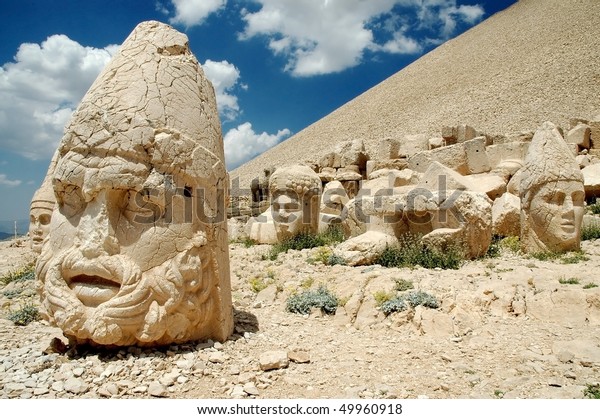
[558,277,580,285]
[584,283,599,289]
[241,237,258,248]
[485,235,501,258]
[375,233,463,270]
[248,277,269,293]
[8,303,40,326]
[380,297,408,315]
[1,263,36,285]
[394,278,414,292]
[373,290,396,307]
[326,254,347,266]
[405,291,440,309]
[584,383,600,399]
[308,247,332,265]
[499,236,520,253]
[587,199,600,215]
[560,251,589,264]
[286,285,338,315]
[581,224,600,241]
[268,226,345,260]
[530,251,559,261]
[300,277,315,289]
[494,389,505,399]
[379,290,439,316]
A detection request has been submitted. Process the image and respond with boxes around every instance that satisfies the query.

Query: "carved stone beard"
[37,233,217,346]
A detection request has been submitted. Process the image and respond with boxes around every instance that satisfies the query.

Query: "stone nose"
[77,191,120,258]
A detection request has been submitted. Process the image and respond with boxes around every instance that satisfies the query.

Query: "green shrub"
[379,290,439,316]
[248,277,269,293]
[587,199,600,215]
[558,277,580,285]
[8,304,40,326]
[380,297,408,315]
[530,251,558,261]
[584,384,600,399]
[394,278,414,292]
[268,226,345,261]
[560,251,589,264]
[241,237,258,247]
[1,263,35,285]
[500,236,520,253]
[375,233,463,270]
[326,254,347,266]
[373,290,396,306]
[286,286,338,315]
[584,283,598,289]
[582,223,600,241]
[485,236,501,258]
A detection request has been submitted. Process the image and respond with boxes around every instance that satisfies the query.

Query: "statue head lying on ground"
[269,164,322,241]
[36,21,233,346]
[520,121,585,254]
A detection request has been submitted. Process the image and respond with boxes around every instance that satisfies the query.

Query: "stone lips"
[231,0,600,194]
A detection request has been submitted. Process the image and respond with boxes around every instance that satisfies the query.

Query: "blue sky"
[0,0,516,223]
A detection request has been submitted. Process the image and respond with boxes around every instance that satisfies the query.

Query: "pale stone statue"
[36,21,233,346]
[30,151,59,253]
[520,121,585,253]
[269,165,322,241]
[319,180,349,232]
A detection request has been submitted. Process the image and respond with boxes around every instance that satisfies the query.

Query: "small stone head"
[29,189,55,254]
[269,165,322,240]
[520,122,585,253]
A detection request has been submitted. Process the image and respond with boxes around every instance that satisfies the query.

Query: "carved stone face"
[29,207,52,253]
[272,192,303,239]
[34,20,234,346]
[528,180,585,251]
[37,153,224,346]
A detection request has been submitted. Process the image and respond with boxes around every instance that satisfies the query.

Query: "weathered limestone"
[269,164,322,241]
[492,192,521,237]
[29,151,59,253]
[319,181,349,231]
[520,122,585,254]
[567,124,591,149]
[582,163,600,199]
[408,143,469,175]
[36,21,233,346]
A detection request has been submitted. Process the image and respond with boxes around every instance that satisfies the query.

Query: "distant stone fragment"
[259,350,289,371]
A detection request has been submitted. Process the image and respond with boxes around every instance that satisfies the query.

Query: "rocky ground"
[1,236,600,400]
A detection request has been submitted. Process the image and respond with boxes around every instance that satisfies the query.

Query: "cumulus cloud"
[202,59,242,121]
[224,122,291,170]
[239,0,485,77]
[0,174,22,187]
[168,0,226,27]
[0,35,115,160]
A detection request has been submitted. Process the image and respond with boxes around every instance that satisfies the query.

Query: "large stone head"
[520,121,585,253]
[36,21,233,346]
[269,165,322,240]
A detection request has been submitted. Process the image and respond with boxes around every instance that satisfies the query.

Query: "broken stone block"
[567,124,591,149]
[492,192,521,237]
[464,137,491,174]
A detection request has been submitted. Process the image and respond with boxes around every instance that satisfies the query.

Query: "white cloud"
[0,173,22,187]
[0,35,115,160]
[168,0,226,27]
[224,122,291,170]
[202,59,242,121]
[240,0,485,77]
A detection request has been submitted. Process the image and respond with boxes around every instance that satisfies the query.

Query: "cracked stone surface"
[34,20,233,346]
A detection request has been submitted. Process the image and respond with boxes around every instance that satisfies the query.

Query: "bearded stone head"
[36,21,233,346]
